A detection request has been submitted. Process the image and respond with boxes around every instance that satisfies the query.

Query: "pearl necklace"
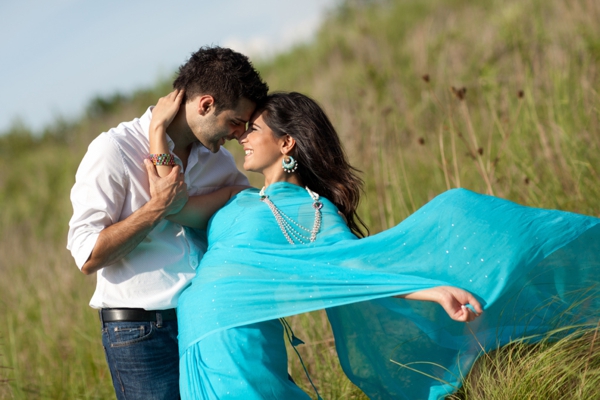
[259,186,323,245]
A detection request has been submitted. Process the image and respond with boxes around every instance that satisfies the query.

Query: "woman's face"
[239,112,285,174]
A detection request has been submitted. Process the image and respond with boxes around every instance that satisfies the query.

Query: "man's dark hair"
[173,46,268,113]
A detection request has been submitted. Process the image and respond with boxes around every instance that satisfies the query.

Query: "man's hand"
[81,163,187,275]
[145,159,188,216]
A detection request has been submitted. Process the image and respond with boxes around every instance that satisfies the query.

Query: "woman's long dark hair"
[260,92,369,237]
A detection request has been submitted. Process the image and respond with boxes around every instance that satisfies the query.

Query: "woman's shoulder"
[229,187,261,205]
[239,187,261,196]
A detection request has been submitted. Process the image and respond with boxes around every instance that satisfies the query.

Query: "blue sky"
[0,0,338,134]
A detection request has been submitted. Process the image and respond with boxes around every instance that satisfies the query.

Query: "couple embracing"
[68,47,600,399]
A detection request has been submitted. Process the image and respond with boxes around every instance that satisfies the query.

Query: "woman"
[148,90,600,399]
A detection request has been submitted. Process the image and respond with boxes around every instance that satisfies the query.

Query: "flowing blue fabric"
[178,183,600,399]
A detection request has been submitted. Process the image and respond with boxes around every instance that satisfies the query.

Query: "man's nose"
[228,126,249,143]
[236,129,249,144]
[227,126,245,141]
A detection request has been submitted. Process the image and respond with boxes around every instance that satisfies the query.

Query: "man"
[67,46,268,400]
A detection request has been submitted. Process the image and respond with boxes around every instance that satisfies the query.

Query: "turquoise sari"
[178,183,600,399]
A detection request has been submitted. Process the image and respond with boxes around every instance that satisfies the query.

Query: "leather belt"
[100,308,177,323]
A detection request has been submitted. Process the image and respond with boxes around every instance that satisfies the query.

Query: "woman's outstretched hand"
[432,286,483,322]
[397,286,483,322]
[150,89,185,132]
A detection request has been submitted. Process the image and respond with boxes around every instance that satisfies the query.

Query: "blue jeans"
[101,318,180,400]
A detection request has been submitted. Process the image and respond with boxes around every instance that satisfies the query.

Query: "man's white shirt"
[67,107,248,309]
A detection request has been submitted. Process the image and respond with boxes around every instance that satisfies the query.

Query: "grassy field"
[1,0,599,398]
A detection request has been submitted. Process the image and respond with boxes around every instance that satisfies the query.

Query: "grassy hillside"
[1,0,599,398]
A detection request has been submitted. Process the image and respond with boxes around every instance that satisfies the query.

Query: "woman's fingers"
[152,89,185,128]
[167,88,184,101]
[451,287,483,317]
[461,305,479,322]
[466,293,483,314]
[449,288,482,322]
[157,89,183,105]
[166,89,179,100]
[174,88,184,101]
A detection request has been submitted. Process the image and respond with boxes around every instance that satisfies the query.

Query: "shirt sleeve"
[67,134,129,269]
[230,167,250,186]
[220,149,250,187]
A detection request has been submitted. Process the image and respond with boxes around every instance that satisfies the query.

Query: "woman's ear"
[280,135,296,155]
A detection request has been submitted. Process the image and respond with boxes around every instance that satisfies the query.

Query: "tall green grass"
[2,0,600,398]
[449,325,600,399]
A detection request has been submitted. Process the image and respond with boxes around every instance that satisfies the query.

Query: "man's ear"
[196,95,215,115]
[280,135,296,155]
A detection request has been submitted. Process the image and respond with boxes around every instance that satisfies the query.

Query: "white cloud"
[0,0,338,133]
[223,14,323,60]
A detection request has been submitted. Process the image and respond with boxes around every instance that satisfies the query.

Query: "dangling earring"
[282,156,298,173]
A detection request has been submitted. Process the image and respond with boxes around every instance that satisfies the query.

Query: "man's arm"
[81,165,188,275]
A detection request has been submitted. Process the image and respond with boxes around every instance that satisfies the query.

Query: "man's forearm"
[81,200,168,275]
[81,162,188,275]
